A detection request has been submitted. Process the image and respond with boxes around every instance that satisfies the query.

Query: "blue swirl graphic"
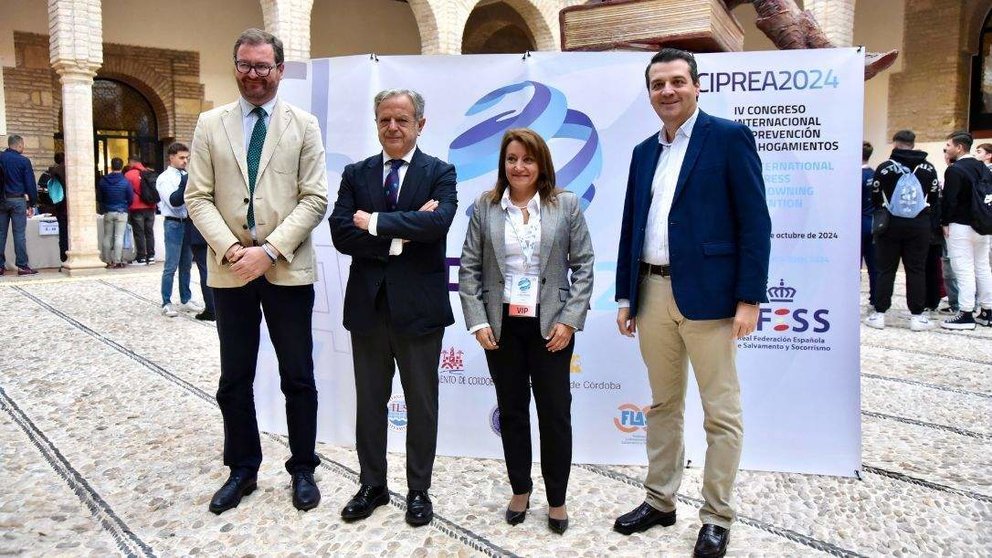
[449,81,601,211]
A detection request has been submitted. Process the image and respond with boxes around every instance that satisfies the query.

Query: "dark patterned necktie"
[247,106,267,229]
[384,159,403,211]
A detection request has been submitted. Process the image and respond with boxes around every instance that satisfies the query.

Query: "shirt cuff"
[618,299,631,309]
[368,212,379,236]
[468,322,491,334]
[388,238,404,256]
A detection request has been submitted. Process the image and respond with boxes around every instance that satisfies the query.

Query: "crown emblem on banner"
[767,279,797,302]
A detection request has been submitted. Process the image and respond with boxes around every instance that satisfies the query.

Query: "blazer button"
[242,224,248,230]
[243,198,250,203]
[541,278,546,284]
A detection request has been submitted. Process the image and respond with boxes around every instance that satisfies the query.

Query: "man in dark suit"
[329,89,457,527]
[612,49,771,558]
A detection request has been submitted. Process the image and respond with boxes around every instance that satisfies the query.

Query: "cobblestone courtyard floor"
[0,268,989,557]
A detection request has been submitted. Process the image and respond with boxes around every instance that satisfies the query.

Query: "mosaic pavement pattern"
[0,268,989,557]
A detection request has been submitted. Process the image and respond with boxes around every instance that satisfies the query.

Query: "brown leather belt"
[640,262,671,277]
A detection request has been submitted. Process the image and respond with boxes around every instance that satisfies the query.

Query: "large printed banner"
[252,49,864,476]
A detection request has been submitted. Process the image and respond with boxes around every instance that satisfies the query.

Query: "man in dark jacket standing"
[865,130,939,331]
[97,157,133,269]
[940,131,992,329]
[861,141,878,309]
[0,135,39,275]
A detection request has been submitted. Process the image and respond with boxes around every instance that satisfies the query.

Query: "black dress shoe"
[292,471,321,511]
[505,495,530,525]
[195,310,215,321]
[548,515,569,534]
[405,490,433,526]
[613,502,676,535]
[341,484,389,521]
[208,472,257,514]
[694,524,730,558]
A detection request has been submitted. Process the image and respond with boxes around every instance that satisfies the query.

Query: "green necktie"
[247,106,267,230]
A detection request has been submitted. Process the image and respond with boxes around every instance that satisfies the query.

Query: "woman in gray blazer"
[458,128,594,534]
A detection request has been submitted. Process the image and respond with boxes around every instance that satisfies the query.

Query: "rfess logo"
[613,403,649,433]
[386,395,407,431]
[757,279,830,333]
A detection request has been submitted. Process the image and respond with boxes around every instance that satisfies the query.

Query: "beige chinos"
[636,273,743,529]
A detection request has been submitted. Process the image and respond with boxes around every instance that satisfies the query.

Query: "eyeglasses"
[235,61,278,77]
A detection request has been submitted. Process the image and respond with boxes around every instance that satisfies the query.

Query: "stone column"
[805,0,856,47]
[260,0,315,61]
[49,0,104,274]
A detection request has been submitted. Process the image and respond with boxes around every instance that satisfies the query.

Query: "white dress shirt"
[369,146,417,256]
[500,190,542,301]
[156,166,188,218]
[619,107,699,309]
[467,190,542,334]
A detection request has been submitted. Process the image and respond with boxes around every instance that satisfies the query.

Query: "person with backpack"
[865,130,940,331]
[47,152,69,263]
[940,131,992,329]
[125,155,158,264]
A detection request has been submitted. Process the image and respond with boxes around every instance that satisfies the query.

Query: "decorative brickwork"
[887,2,969,142]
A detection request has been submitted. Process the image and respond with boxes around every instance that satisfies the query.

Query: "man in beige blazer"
[186,28,328,515]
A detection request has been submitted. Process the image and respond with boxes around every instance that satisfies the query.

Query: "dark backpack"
[139,170,160,204]
[971,164,992,235]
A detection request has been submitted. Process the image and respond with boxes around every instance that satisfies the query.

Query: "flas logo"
[439,347,464,373]
[613,403,649,433]
[757,279,831,333]
[386,395,407,431]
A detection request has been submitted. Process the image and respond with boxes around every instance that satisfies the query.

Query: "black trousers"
[213,278,319,475]
[874,223,930,314]
[484,305,573,507]
[129,209,156,259]
[55,205,68,262]
[190,243,215,314]
[924,243,943,310]
[351,289,442,490]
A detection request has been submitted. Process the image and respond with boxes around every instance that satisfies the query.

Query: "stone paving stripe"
[861,465,992,504]
[865,343,992,366]
[0,387,157,558]
[576,464,864,558]
[96,280,213,328]
[15,285,521,558]
[862,410,992,440]
[862,372,992,399]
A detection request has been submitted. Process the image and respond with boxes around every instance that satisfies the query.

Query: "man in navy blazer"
[329,89,457,527]
[612,49,771,558]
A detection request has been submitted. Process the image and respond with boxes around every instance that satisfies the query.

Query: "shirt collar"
[658,107,700,146]
[499,188,541,216]
[957,153,975,161]
[240,96,278,118]
[382,146,417,166]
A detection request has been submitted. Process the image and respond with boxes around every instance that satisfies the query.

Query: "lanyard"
[504,207,538,272]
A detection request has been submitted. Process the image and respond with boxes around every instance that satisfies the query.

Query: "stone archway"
[420,0,560,55]
[407,0,445,54]
[95,63,173,141]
